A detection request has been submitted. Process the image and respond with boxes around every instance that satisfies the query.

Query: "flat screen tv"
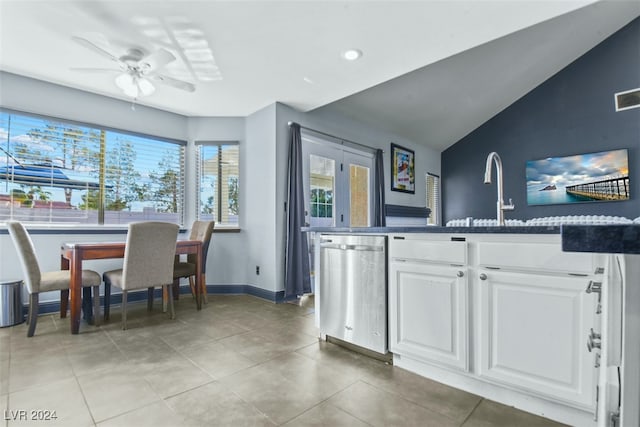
[526,148,629,206]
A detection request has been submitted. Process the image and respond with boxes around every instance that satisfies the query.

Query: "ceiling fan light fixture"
[122,83,139,99]
[115,72,135,91]
[138,77,156,96]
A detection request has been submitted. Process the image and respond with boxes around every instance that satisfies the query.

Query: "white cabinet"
[388,233,604,425]
[389,237,468,371]
[390,261,468,371]
[476,268,597,409]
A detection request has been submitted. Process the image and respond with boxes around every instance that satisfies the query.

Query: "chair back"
[121,221,180,291]
[6,221,41,293]
[187,221,214,273]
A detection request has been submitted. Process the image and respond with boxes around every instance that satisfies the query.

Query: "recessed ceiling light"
[342,49,362,61]
[303,77,315,84]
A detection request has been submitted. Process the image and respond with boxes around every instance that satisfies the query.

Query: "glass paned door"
[309,154,336,227]
[302,135,373,227]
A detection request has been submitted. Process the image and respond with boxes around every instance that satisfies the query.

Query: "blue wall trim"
[26,284,286,316]
[385,204,430,218]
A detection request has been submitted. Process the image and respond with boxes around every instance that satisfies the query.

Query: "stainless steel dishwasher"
[319,234,387,354]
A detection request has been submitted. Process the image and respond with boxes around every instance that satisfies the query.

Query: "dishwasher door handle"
[320,243,384,252]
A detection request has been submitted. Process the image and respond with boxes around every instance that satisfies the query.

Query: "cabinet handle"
[586,281,602,294]
[594,267,605,275]
[587,328,602,352]
[457,271,464,278]
[479,273,487,280]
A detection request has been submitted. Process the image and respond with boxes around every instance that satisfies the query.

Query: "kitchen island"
[306,225,638,426]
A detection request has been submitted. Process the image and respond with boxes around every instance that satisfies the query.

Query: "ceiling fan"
[72,35,195,99]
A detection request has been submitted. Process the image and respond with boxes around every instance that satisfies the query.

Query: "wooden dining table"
[60,239,203,334]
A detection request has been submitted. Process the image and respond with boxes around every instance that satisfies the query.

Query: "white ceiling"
[1,1,638,151]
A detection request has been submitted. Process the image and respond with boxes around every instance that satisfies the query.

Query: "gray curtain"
[373,149,386,227]
[284,123,311,300]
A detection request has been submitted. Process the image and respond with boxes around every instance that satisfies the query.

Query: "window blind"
[0,110,185,225]
[426,173,440,226]
[196,141,239,226]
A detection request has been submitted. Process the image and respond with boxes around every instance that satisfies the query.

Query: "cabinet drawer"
[477,242,593,274]
[390,239,467,264]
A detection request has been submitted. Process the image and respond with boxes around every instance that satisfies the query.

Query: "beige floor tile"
[220,364,325,425]
[462,399,569,427]
[362,364,482,422]
[0,336,10,361]
[282,401,371,427]
[0,358,8,396]
[8,349,74,393]
[4,295,566,427]
[139,354,214,398]
[166,381,276,426]
[217,331,294,364]
[77,368,161,423]
[65,341,124,377]
[97,401,191,427]
[1,394,7,427]
[328,380,458,427]
[180,340,257,379]
[7,378,94,427]
[258,352,359,399]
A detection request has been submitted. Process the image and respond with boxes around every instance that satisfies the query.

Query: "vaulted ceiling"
[1,1,638,150]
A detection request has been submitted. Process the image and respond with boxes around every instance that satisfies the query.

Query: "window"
[0,110,185,225]
[426,173,440,225]
[197,141,239,227]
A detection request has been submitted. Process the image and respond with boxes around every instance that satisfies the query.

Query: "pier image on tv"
[526,149,629,205]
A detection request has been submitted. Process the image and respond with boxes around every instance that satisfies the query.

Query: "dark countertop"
[561,224,640,255]
[303,226,561,234]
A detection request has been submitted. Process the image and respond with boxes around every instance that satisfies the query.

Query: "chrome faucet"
[484,152,515,226]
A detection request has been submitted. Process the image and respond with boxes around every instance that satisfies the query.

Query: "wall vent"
[615,88,640,111]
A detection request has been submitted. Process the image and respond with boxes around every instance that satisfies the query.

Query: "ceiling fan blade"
[72,36,120,63]
[141,48,175,72]
[153,75,195,92]
[70,67,122,73]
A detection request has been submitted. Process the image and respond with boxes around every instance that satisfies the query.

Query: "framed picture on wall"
[526,148,629,205]
[391,143,415,193]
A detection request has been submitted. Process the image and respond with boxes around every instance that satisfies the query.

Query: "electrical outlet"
[256,266,260,275]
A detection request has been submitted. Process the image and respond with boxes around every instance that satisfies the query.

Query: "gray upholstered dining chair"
[172,220,214,303]
[7,221,101,337]
[102,221,180,330]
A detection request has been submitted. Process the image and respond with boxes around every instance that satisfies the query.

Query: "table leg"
[70,251,83,334]
[195,245,203,310]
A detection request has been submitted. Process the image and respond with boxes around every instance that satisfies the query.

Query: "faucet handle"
[503,198,515,211]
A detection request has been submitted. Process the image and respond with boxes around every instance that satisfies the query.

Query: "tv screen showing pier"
[526,149,629,206]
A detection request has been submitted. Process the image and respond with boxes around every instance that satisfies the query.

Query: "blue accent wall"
[442,18,640,222]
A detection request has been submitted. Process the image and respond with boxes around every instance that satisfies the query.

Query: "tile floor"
[0,294,567,426]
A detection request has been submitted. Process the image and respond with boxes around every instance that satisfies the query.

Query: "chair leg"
[147,287,154,311]
[82,287,93,325]
[201,273,208,304]
[166,285,175,320]
[121,290,128,330]
[188,276,196,300]
[172,279,180,301]
[103,276,111,321]
[60,289,69,318]
[92,285,101,326]
[162,286,168,313]
[27,293,39,337]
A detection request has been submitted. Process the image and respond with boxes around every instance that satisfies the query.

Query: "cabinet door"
[389,261,468,371]
[477,269,597,409]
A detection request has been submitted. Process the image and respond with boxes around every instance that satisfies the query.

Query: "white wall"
[0,72,187,141]
[0,72,442,300]
[272,103,442,292]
